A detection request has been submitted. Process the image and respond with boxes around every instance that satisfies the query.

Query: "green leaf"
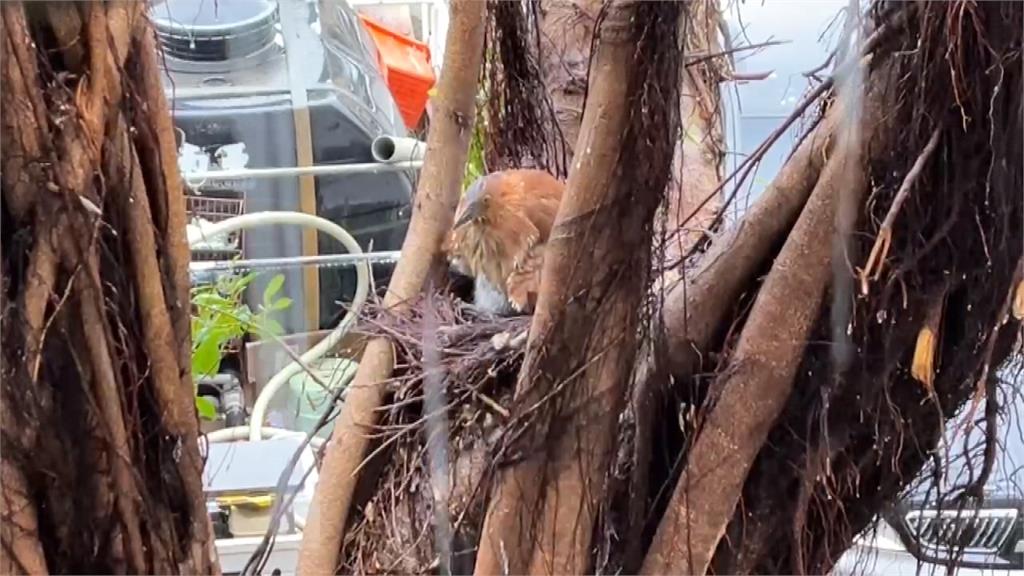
[261,317,285,338]
[270,296,293,312]
[196,396,218,420]
[263,274,285,307]
[192,336,222,379]
[192,291,230,309]
[233,272,259,292]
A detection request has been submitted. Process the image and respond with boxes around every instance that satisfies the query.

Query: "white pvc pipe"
[204,425,327,451]
[371,135,428,164]
[189,211,369,442]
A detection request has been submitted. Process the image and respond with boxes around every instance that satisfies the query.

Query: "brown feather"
[447,169,565,313]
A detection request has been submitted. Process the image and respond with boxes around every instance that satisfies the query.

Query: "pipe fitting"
[371,135,428,164]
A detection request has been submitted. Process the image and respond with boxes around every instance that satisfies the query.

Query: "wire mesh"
[186,194,245,261]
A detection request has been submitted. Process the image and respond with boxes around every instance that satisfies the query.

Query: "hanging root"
[2,3,216,573]
[859,125,943,291]
[701,2,1022,573]
[481,0,569,177]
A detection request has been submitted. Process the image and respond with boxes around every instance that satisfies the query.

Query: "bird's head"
[452,176,491,230]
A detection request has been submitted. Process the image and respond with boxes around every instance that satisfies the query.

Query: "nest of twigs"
[339,293,530,574]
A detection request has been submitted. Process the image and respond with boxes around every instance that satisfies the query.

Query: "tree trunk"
[641,2,1022,573]
[641,114,867,574]
[474,3,682,574]
[659,105,840,382]
[297,1,487,573]
[537,0,602,163]
[660,0,726,278]
[0,2,216,573]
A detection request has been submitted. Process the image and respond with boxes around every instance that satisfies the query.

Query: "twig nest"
[490,328,529,351]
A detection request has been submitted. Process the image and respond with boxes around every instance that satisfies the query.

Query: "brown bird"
[445,169,565,315]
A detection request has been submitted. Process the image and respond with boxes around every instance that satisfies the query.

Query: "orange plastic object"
[358,14,436,129]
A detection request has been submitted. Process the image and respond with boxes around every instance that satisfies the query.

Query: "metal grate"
[187,195,244,222]
[186,195,245,262]
[905,508,1018,554]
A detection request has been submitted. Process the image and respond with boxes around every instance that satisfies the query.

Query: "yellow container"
[216,494,274,538]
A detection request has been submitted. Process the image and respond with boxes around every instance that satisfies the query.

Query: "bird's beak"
[452,203,477,230]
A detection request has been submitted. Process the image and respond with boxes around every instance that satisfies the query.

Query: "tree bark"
[641,99,866,575]
[0,437,47,574]
[658,105,839,382]
[297,2,487,573]
[660,0,726,277]
[474,3,682,574]
[537,0,602,163]
[0,2,216,573]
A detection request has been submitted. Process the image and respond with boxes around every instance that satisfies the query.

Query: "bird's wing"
[506,241,546,313]
[497,169,564,242]
[524,193,562,240]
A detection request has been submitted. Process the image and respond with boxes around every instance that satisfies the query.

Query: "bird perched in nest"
[444,169,565,316]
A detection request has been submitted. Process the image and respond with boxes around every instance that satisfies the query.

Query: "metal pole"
[183,160,423,185]
[189,251,403,273]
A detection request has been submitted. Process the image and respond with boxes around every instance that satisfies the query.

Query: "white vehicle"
[833,388,1024,576]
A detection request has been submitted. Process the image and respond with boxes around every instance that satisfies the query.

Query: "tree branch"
[297,2,487,573]
[642,107,867,575]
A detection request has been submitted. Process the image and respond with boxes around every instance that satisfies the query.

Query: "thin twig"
[685,39,788,68]
[956,258,1024,500]
[472,390,510,419]
[859,125,943,293]
[803,50,837,78]
[680,4,913,256]
[724,70,775,82]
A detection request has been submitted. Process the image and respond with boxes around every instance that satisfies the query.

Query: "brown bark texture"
[297,1,487,573]
[659,105,839,382]
[0,2,216,574]
[536,0,602,163]
[641,103,868,574]
[642,2,1021,574]
[473,2,682,574]
[660,0,726,277]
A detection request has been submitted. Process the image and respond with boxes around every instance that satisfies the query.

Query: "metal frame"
[189,251,402,273]
[168,31,422,319]
[183,160,422,186]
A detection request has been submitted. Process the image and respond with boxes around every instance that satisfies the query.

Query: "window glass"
[720,0,847,217]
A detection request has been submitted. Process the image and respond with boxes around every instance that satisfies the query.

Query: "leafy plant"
[463,87,490,190]
[190,272,293,419]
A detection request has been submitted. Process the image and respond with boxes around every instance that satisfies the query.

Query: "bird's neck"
[462,221,510,289]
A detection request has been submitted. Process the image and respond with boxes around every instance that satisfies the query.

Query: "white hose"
[189,211,369,442]
[204,425,328,450]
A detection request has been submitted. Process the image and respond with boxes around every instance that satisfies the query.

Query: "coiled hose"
[188,211,369,442]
